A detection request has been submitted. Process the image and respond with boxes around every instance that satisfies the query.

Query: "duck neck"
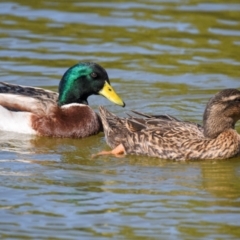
[57,77,89,106]
[203,107,235,138]
[58,89,88,106]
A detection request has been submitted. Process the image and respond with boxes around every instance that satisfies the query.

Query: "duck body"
[98,89,240,160]
[0,62,125,138]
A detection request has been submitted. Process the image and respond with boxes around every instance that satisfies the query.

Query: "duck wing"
[0,82,58,114]
[0,82,58,100]
[99,106,204,151]
[127,110,204,138]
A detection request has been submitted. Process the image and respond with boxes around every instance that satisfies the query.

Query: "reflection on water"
[0,0,240,239]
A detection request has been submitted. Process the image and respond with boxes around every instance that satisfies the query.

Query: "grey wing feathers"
[0,82,58,114]
[131,110,181,122]
[0,82,58,101]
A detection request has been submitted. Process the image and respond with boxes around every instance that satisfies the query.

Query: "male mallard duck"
[0,62,125,138]
[96,89,240,160]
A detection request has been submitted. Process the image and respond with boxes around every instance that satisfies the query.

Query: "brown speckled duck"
[96,89,240,160]
[0,62,125,138]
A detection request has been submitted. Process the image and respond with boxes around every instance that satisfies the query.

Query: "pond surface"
[0,0,240,239]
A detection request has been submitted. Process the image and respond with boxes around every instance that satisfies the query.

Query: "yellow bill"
[99,81,125,107]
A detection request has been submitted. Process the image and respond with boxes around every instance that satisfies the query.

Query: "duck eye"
[91,72,98,78]
[234,98,240,102]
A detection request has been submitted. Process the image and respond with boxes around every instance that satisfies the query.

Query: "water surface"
[0,0,240,239]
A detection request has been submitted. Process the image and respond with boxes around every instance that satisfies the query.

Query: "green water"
[0,0,240,239]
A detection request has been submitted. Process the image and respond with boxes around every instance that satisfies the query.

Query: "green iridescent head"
[58,62,125,107]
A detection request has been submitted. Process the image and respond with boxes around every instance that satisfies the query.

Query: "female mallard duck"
[96,89,240,160]
[0,62,125,138]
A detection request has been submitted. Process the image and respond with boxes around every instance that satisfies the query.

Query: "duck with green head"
[0,62,125,138]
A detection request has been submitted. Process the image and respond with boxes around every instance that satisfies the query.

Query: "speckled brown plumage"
[99,89,240,160]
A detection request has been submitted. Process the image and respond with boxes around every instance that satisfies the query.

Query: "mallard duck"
[96,89,240,160]
[0,62,125,138]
